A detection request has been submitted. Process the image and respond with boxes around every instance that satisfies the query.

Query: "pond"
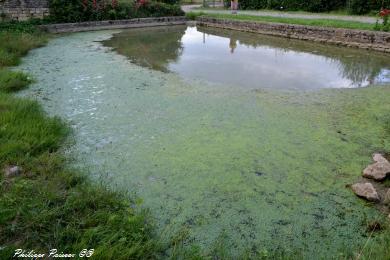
[19,25,390,258]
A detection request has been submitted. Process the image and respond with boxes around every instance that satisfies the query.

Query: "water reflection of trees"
[104,25,390,86]
[198,27,390,87]
[103,25,186,72]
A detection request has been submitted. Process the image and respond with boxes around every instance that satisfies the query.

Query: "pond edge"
[196,16,390,53]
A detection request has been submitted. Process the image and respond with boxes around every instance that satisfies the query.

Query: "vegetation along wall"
[0,0,49,21]
[229,0,390,14]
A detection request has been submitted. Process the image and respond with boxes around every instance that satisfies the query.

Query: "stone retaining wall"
[0,0,49,21]
[41,16,187,33]
[197,17,390,53]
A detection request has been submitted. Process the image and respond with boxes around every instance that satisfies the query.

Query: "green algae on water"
[18,28,390,258]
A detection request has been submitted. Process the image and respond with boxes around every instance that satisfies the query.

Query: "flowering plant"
[136,0,148,8]
[379,8,390,17]
[375,8,390,31]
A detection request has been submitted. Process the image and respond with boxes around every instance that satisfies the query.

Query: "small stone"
[363,162,390,181]
[4,166,22,178]
[351,183,380,202]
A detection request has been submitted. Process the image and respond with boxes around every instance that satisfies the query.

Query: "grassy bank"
[0,22,159,259]
[186,12,378,31]
[192,7,380,17]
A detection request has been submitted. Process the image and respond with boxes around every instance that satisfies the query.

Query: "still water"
[104,26,390,89]
[19,25,390,258]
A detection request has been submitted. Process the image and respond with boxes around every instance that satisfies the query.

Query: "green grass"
[190,12,378,31]
[193,7,379,17]
[0,70,32,92]
[0,32,47,67]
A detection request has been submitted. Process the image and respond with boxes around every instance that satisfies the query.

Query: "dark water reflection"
[104,25,390,90]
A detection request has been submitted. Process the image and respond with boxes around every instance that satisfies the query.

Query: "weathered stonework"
[40,16,187,33]
[0,0,49,21]
[197,17,390,53]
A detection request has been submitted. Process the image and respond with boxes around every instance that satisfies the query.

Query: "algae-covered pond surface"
[19,26,390,257]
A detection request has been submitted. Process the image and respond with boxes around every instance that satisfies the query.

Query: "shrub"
[346,0,389,14]
[347,0,370,14]
[237,0,347,12]
[135,2,184,17]
[0,20,44,34]
[376,8,390,31]
[236,0,389,13]
[48,0,183,23]
[369,0,390,12]
[159,0,181,5]
[239,0,267,10]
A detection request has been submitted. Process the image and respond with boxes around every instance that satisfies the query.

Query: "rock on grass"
[351,182,380,202]
[362,153,390,181]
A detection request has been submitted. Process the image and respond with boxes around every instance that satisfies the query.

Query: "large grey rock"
[351,183,380,202]
[362,154,390,181]
[4,166,22,178]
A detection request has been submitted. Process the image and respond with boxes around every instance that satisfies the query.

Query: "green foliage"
[159,0,181,5]
[238,0,347,12]
[0,20,45,34]
[48,0,183,23]
[236,0,390,14]
[347,0,390,14]
[346,0,371,14]
[0,70,32,92]
[135,2,184,18]
[48,0,125,22]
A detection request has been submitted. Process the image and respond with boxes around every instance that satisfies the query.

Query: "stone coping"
[40,16,187,33]
[196,16,390,53]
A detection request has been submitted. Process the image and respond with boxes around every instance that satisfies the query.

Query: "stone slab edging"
[40,16,187,33]
[196,17,390,53]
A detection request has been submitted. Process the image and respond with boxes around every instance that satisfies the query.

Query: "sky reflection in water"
[104,26,390,90]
